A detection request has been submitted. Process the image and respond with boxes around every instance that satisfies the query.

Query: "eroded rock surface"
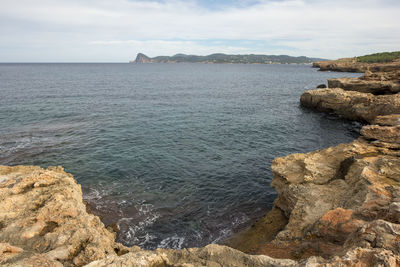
[85,244,298,267]
[303,58,400,124]
[300,88,400,122]
[327,70,400,95]
[248,121,400,263]
[0,166,130,267]
[313,58,400,73]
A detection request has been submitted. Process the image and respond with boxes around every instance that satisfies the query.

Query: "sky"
[1,0,399,62]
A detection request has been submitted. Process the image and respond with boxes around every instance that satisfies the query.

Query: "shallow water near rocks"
[0,63,360,249]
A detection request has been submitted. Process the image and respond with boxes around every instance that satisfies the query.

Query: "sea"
[0,63,361,249]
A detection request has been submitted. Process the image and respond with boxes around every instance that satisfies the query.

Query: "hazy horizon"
[1,0,399,62]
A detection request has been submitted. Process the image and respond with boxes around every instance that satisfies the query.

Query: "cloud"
[0,0,399,61]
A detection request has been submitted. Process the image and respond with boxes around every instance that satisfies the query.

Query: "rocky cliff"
[312,57,400,73]
[301,63,400,122]
[0,166,131,267]
[2,57,400,266]
[130,53,154,64]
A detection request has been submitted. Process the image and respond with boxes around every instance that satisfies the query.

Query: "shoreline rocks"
[300,88,400,123]
[0,166,131,267]
[227,58,400,264]
[312,58,400,73]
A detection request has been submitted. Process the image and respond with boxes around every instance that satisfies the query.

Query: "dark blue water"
[0,63,360,249]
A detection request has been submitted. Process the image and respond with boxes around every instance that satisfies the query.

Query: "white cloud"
[0,0,399,61]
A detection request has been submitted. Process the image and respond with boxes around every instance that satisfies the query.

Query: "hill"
[356,51,400,63]
[130,53,326,64]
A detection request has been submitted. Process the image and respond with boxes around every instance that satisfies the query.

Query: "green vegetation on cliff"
[131,53,325,64]
[357,51,400,63]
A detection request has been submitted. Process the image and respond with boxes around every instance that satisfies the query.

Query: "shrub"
[357,51,400,63]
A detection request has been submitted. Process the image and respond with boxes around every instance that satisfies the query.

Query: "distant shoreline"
[128,61,314,65]
[130,52,326,65]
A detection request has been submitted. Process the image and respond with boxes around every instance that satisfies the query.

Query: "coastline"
[1,58,400,266]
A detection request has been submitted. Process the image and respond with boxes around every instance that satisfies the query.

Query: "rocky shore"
[312,57,400,73]
[2,57,400,266]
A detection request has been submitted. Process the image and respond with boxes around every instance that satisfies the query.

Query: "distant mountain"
[131,53,153,63]
[129,53,327,64]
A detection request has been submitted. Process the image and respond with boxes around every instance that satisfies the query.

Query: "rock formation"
[130,53,154,64]
[225,115,400,265]
[0,166,132,267]
[312,58,400,73]
[266,119,400,263]
[300,66,400,122]
[328,71,400,95]
[300,88,400,122]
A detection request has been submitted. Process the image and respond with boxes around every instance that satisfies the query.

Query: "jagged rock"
[270,138,378,241]
[242,128,400,261]
[84,244,298,267]
[313,58,400,72]
[304,247,400,266]
[328,77,400,94]
[312,58,366,72]
[0,166,130,267]
[373,114,400,126]
[300,88,400,122]
[224,207,288,254]
[316,84,327,88]
[0,243,23,264]
[131,53,154,64]
[327,69,400,95]
[361,124,400,143]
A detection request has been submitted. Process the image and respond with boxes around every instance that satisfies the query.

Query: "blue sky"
[1,0,399,62]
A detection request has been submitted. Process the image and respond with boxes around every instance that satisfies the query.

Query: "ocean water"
[0,63,361,249]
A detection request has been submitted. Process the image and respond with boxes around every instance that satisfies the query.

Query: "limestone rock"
[373,114,400,126]
[131,53,154,64]
[241,130,400,261]
[0,243,23,264]
[84,244,299,267]
[328,77,400,94]
[313,58,400,73]
[300,88,400,122]
[0,166,129,267]
[304,248,400,266]
[361,124,400,143]
[327,69,400,95]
